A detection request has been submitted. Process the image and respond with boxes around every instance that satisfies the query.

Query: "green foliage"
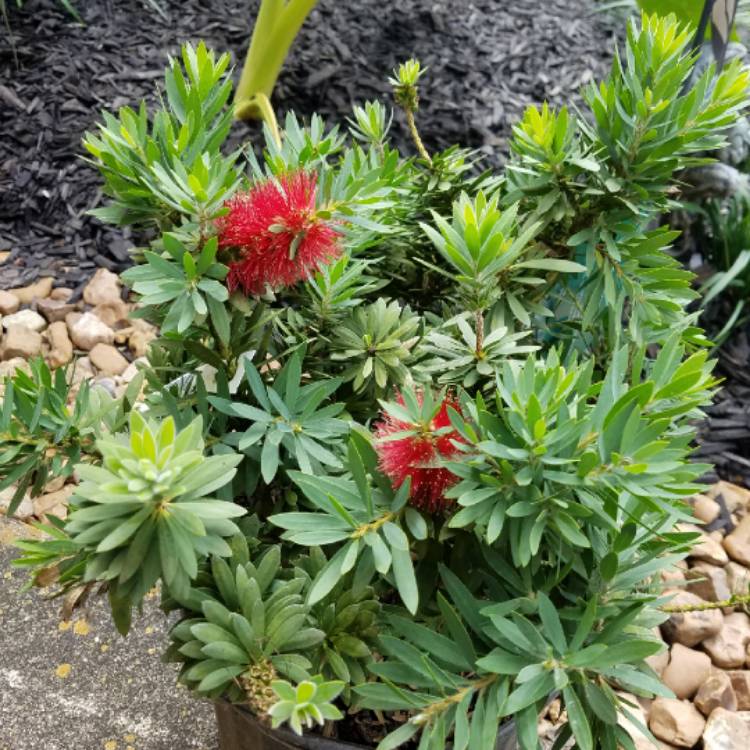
[303,255,386,325]
[420,192,586,326]
[83,42,239,228]
[272,431,421,613]
[568,225,700,348]
[637,0,716,26]
[121,234,230,337]
[506,12,748,350]
[165,543,374,723]
[607,1,742,47]
[17,14,750,750]
[378,145,502,297]
[210,349,350,484]
[355,577,669,750]
[270,677,344,735]
[66,412,243,633]
[348,101,393,148]
[389,59,426,111]
[418,313,538,389]
[168,546,324,696]
[586,15,736,187]
[0,359,142,516]
[329,299,422,398]
[279,345,710,749]
[701,192,750,295]
[306,578,379,688]
[258,112,346,174]
[446,345,713,558]
[12,515,84,596]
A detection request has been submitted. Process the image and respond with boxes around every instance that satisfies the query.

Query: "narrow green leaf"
[563,685,593,750]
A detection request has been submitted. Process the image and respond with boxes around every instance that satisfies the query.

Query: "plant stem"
[474,309,484,357]
[404,107,432,166]
[234,0,318,122]
[252,93,282,148]
[413,675,497,725]
[351,511,396,539]
[661,593,750,613]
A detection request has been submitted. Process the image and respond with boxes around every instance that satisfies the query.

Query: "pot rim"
[217,699,371,750]
[215,699,518,750]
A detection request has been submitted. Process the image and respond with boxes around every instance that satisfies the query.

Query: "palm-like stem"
[234,0,319,122]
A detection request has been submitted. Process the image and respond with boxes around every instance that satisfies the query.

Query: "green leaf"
[388,615,472,671]
[600,552,619,582]
[206,295,230,346]
[569,157,600,172]
[308,542,356,604]
[96,506,151,552]
[348,438,372,516]
[583,682,618,725]
[391,544,418,614]
[174,501,245,519]
[201,640,248,664]
[191,622,242,647]
[376,722,420,750]
[109,588,133,636]
[563,685,593,750]
[404,507,427,540]
[476,649,530,675]
[503,671,554,715]
[517,259,586,273]
[243,359,272,411]
[601,666,672,697]
[197,664,245,692]
[261,436,280,484]
[439,565,487,637]
[554,512,590,548]
[571,598,597,652]
[537,593,567,655]
[437,593,477,666]
[354,682,432,711]
[586,640,664,669]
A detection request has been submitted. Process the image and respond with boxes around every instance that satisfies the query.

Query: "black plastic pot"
[214,701,518,750]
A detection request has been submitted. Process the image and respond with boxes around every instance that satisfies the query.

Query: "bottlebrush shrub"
[11,13,750,750]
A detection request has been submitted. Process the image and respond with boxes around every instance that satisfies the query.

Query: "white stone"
[83,268,121,306]
[69,312,115,351]
[702,707,750,750]
[2,309,46,332]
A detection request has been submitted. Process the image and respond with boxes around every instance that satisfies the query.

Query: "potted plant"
[8,13,750,750]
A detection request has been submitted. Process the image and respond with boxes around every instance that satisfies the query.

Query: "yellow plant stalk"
[234,0,319,122]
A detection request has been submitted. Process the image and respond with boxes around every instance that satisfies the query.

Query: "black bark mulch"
[696,329,750,489]
[1,0,748,484]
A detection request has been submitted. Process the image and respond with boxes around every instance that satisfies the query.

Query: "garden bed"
[0,2,749,480]
[4,7,750,750]
[0,0,619,291]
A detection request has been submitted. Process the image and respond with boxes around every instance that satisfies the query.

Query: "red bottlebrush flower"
[375,392,464,514]
[217,171,340,295]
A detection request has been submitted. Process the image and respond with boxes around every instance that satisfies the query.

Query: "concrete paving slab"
[0,518,218,750]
